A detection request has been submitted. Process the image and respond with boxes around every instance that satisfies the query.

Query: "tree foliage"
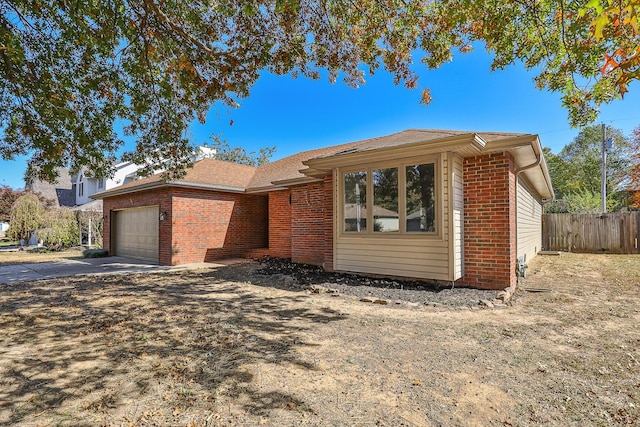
[209,135,275,167]
[0,185,25,222]
[0,186,53,222]
[581,0,640,97]
[563,188,619,213]
[545,125,631,212]
[38,207,80,248]
[1,0,638,183]
[628,125,640,209]
[7,193,44,242]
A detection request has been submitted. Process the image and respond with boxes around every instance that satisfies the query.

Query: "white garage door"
[113,206,159,262]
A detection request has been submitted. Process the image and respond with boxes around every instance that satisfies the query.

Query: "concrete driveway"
[0,256,227,284]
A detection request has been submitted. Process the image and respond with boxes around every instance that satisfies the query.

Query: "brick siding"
[267,190,292,259]
[103,187,268,265]
[323,175,334,271]
[290,179,333,267]
[171,188,268,264]
[462,152,517,289]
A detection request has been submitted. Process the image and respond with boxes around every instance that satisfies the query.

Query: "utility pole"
[600,125,613,214]
[601,123,607,214]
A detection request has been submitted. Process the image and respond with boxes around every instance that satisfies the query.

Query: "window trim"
[339,155,441,238]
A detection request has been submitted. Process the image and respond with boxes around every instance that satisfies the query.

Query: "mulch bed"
[248,257,503,308]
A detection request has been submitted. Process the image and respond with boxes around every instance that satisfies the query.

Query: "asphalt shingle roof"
[95,129,534,197]
[27,167,75,207]
[95,158,257,197]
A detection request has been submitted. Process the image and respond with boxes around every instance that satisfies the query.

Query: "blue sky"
[2,47,640,189]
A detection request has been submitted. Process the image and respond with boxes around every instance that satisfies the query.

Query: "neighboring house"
[93,129,554,290]
[29,145,217,210]
[73,161,144,209]
[26,167,76,208]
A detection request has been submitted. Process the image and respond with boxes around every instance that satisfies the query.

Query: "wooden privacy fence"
[543,212,640,254]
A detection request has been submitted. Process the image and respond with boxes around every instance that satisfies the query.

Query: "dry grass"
[0,253,639,426]
[0,248,84,266]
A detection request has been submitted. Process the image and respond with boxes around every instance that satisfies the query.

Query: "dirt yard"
[0,253,639,426]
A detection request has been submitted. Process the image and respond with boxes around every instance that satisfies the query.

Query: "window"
[342,160,437,234]
[406,163,435,232]
[78,182,84,197]
[373,168,398,232]
[97,179,105,189]
[344,171,367,232]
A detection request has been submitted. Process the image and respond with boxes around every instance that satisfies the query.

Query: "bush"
[7,193,44,242]
[83,248,109,258]
[39,207,79,247]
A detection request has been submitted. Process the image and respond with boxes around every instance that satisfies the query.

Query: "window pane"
[373,168,398,232]
[406,163,435,232]
[344,171,367,232]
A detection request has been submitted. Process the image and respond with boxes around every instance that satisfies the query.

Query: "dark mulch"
[250,257,503,308]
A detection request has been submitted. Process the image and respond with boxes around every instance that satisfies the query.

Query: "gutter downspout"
[514,147,542,283]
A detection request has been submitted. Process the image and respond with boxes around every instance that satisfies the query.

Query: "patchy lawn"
[0,254,639,426]
[0,248,85,266]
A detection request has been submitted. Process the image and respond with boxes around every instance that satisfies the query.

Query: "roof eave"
[93,180,248,199]
[91,181,166,199]
[302,133,484,173]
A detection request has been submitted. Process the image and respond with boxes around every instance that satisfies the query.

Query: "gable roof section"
[302,129,553,200]
[27,167,76,207]
[92,158,256,199]
[247,140,369,190]
[248,129,528,190]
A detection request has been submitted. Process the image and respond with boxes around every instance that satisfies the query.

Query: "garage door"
[113,206,159,262]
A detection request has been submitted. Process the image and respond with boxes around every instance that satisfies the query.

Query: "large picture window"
[342,160,437,234]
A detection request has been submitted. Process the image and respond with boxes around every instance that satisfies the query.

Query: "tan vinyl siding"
[336,237,450,279]
[517,179,543,262]
[335,155,452,281]
[452,155,464,279]
[441,155,449,243]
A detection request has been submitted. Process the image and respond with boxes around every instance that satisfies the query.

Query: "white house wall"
[108,162,142,188]
[517,178,543,263]
[76,176,99,205]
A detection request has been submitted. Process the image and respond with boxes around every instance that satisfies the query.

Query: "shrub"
[83,248,109,258]
[7,193,45,243]
[38,207,80,248]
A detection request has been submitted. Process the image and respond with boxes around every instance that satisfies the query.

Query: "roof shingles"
[95,129,533,197]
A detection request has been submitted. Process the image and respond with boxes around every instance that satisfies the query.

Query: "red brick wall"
[102,188,172,265]
[103,187,268,266]
[323,175,334,271]
[268,190,292,259]
[462,152,517,289]
[171,188,268,264]
[290,180,332,266]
